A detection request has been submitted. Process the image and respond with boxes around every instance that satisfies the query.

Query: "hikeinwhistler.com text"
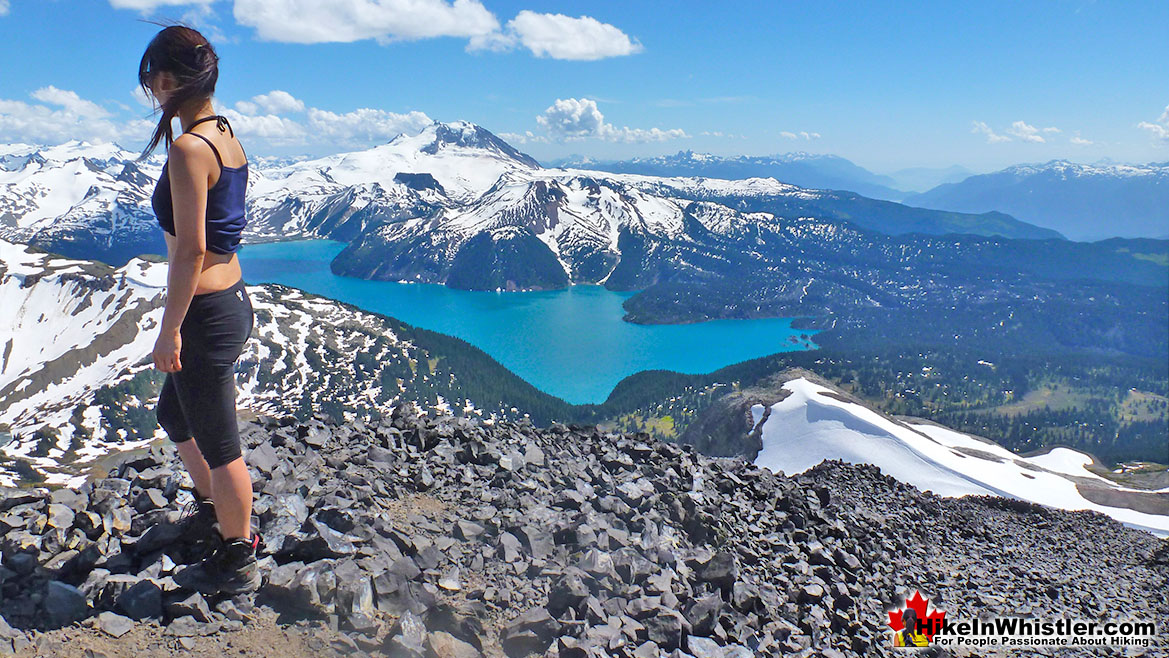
[924,617,1158,648]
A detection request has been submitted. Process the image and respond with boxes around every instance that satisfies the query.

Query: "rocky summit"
[0,406,1166,657]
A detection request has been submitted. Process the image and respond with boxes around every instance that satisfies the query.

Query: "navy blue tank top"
[152,115,248,255]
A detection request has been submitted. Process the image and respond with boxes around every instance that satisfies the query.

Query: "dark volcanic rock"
[0,407,1164,658]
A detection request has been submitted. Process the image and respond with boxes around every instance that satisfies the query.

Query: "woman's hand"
[153,329,183,372]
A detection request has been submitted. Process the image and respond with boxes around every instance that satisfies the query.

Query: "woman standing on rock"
[138,23,260,595]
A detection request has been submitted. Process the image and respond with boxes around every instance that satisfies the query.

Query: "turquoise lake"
[238,240,817,405]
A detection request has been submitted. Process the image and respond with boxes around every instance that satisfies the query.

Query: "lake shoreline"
[239,239,819,405]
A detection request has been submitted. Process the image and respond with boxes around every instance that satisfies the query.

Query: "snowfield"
[752,377,1169,536]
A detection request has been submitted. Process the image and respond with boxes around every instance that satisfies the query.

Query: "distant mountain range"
[548,150,910,201]
[905,160,1169,241]
[0,124,1057,271]
[551,152,1169,241]
[548,153,980,198]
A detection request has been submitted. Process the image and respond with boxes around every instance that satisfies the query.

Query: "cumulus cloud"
[498,130,549,145]
[1138,104,1169,141]
[218,108,308,145]
[31,86,111,119]
[470,11,642,60]
[235,90,306,116]
[780,130,820,140]
[110,0,637,61]
[305,107,433,145]
[0,0,9,16]
[2,84,437,152]
[536,98,687,143]
[1070,133,1093,145]
[0,87,151,145]
[1007,120,1046,143]
[232,0,500,45]
[971,120,1011,143]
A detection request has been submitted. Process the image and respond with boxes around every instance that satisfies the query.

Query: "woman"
[137,24,260,595]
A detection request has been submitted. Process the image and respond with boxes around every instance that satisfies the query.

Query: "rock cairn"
[0,405,1165,657]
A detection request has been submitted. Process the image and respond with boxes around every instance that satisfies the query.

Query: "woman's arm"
[153,137,210,373]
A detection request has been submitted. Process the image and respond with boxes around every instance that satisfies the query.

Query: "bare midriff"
[164,232,242,295]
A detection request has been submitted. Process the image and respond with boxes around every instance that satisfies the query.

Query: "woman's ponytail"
[136,23,220,162]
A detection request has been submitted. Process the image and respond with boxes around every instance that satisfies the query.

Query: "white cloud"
[232,0,500,45]
[218,108,308,145]
[472,11,642,61]
[113,0,637,60]
[305,107,433,145]
[222,89,433,148]
[0,88,150,146]
[780,130,819,141]
[31,86,111,119]
[131,85,154,109]
[1137,104,1169,141]
[537,98,605,138]
[2,84,439,153]
[971,120,1011,143]
[498,130,548,145]
[0,0,10,16]
[536,97,687,143]
[1007,120,1045,143]
[1070,132,1093,146]
[235,90,305,115]
[1042,126,1062,134]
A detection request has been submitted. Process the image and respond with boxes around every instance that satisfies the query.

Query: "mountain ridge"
[2,121,1062,273]
[905,159,1169,240]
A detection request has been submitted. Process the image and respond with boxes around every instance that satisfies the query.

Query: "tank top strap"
[186,132,224,170]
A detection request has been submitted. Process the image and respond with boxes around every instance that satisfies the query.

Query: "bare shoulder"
[167,135,215,176]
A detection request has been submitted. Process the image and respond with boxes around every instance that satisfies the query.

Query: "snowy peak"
[403,120,541,169]
[553,149,907,201]
[751,377,1169,535]
[904,159,1169,240]
[998,159,1169,180]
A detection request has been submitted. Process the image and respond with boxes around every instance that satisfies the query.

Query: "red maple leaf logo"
[887,590,947,641]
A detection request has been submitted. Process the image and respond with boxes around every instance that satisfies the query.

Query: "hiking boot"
[172,496,220,561]
[173,533,262,595]
[176,495,218,536]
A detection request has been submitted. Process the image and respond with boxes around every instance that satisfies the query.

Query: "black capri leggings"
[155,278,254,470]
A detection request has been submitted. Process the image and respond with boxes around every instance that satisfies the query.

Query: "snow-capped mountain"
[2,120,1055,275]
[0,121,542,266]
[904,160,1169,240]
[550,149,908,201]
[328,170,773,289]
[0,140,168,265]
[0,238,557,487]
[243,120,541,240]
[752,377,1169,536]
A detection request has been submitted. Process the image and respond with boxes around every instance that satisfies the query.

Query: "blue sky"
[1,0,1167,173]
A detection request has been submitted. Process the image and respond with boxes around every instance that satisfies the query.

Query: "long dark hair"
[136,22,219,162]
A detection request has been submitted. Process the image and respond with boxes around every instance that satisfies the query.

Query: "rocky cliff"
[0,405,1165,657]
